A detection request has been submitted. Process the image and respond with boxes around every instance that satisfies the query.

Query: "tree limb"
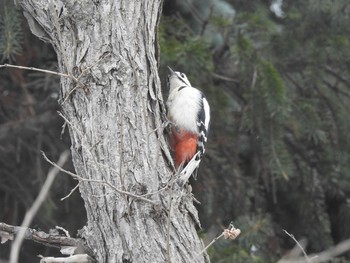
[10,150,70,263]
[278,238,350,263]
[0,64,72,79]
[0,222,82,248]
[39,254,95,263]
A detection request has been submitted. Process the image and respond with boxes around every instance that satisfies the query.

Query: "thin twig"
[60,183,80,201]
[10,150,70,263]
[192,232,224,263]
[41,151,158,206]
[57,111,84,139]
[55,226,71,238]
[42,151,77,178]
[271,134,289,180]
[61,85,81,105]
[0,64,70,79]
[139,176,177,197]
[191,223,240,263]
[0,222,81,248]
[283,229,310,262]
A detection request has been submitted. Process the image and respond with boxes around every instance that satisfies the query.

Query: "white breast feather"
[167,87,202,134]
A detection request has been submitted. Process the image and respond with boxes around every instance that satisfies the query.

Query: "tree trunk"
[16,1,209,262]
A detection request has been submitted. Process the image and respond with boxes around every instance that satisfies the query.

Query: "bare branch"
[61,85,81,105]
[191,223,241,263]
[42,151,77,178]
[38,254,95,263]
[55,226,71,238]
[41,151,159,206]
[9,150,70,263]
[60,183,80,201]
[57,111,84,139]
[314,239,350,262]
[282,229,311,262]
[279,232,350,263]
[0,64,71,79]
[0,222,82,248]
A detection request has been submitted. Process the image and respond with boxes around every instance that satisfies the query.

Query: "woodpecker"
[166,66,210,182]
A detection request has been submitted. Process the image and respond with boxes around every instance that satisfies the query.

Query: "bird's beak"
[167,66,175,75]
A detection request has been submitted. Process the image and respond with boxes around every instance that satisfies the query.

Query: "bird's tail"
[177,152,201,187]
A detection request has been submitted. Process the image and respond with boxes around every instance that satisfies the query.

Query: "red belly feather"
[170,128,198,168]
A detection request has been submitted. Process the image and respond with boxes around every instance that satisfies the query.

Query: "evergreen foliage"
[0,0,23,62]
[161,0,350,261]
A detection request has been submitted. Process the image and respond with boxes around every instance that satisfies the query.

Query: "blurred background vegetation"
[1,0,350,262]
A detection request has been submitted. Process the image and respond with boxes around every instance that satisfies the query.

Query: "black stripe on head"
[179,76,189,86]
[175,71,191,87]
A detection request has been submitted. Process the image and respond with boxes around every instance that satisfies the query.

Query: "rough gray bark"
[16,1,209,262]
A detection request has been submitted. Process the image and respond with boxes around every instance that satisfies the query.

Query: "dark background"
[1,0,350,262]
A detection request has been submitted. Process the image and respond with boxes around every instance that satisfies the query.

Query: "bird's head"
[167,66,192,93]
